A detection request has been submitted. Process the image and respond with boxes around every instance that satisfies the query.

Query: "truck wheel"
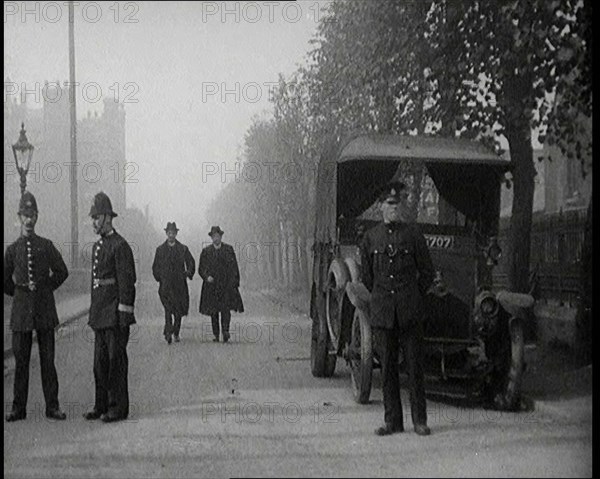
[325,259,351,351]
[350,308,373,404]
[311,290,337,378]
[490,319,525,411]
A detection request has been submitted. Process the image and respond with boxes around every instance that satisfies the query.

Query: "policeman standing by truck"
[83,192,136,423]
[360,181,435,436]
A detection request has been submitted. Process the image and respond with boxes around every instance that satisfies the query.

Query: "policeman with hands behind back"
[360,181,435,436]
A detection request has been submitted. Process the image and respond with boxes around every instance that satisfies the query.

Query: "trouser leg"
[12,331,33,413]
[404,322,428,426]
[93,329,109,413]
[163,308,173,337]
[373,326,403,428]
[221,310,231,336]
[106,326,130,417]
[173,314,182,337]
[211,313,220,338]
[36,328,59,412]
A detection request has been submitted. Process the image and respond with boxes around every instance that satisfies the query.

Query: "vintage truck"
[309,134,533,411]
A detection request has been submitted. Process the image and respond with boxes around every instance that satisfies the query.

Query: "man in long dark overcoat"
[4,191,69,422]
[361,181,435,436]
[152,222,195,344]
[83,192,136,423]
[198,226,244,342]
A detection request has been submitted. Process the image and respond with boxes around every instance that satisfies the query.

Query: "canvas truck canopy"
[314,134,510,244]
[338,134,507,165]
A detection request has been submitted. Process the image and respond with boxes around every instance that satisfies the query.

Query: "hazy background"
[4,1,330,242]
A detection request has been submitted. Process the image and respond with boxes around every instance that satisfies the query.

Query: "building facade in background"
[496,120,592,305]
[4,81,126,266]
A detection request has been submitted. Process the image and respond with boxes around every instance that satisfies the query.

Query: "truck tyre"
[489,319,525,411]
[311,288,337,377]
[350,308,373,404]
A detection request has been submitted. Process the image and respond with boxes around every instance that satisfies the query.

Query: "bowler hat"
[165,222,179,232]
[378,181,408,203]
[208,226,224,236]
[18,191,38,215]
[89,191,118,217]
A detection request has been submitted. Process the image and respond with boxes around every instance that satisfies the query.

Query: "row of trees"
[206,1,592,306]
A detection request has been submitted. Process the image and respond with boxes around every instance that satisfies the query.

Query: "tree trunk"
[295,233,304,291]
[506,127,536,293]
[287,226,296,289]
[278,222,286,287]
[575,193,592,364]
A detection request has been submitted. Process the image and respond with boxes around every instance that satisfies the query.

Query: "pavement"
[521,343,593,423]
[4,287,592,422]
[3,284,592,477]
[261,287,593,424]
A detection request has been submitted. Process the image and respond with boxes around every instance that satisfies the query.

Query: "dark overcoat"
[360,222,435,331]
[198,243,244,315]
[152,240,195,316]
[88,230,137,330]
[4,234,69,331]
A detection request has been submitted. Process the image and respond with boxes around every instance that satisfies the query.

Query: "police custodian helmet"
[89,191,118,217]
[18,191,38,215]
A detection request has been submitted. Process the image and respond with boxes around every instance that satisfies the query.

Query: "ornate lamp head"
[12,123,34,193]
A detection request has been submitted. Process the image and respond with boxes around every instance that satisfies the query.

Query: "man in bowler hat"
[152,222,195,344]
[83,191,136,423]
[198,226,244,342]
[360,181,435,436]
[4,191,69,422]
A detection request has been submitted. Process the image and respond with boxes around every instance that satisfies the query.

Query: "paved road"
[4,280,592,478]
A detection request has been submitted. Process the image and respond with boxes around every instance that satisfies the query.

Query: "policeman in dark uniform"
[360,181,435,436]
[4,191,69,422]
[83,192,136,423]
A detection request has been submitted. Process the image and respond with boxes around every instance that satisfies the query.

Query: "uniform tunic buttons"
[390,274,394,278]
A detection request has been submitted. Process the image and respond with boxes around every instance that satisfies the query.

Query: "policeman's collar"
[101,228,115,238]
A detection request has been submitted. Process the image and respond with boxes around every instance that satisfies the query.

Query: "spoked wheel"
[489,319,525,411]
[311,291,337,378]
[349,308,373,404]
[325,275,344,350]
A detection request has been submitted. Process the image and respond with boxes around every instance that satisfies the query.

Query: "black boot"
[5,409,26,422]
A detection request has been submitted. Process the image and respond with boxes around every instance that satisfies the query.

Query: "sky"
[4,1,330,235]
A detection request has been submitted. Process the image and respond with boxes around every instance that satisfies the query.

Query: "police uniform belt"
[93,278,117,287]
[15,283,40,292]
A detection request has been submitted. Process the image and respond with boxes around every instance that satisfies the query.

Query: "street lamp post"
[12,122,35,195]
